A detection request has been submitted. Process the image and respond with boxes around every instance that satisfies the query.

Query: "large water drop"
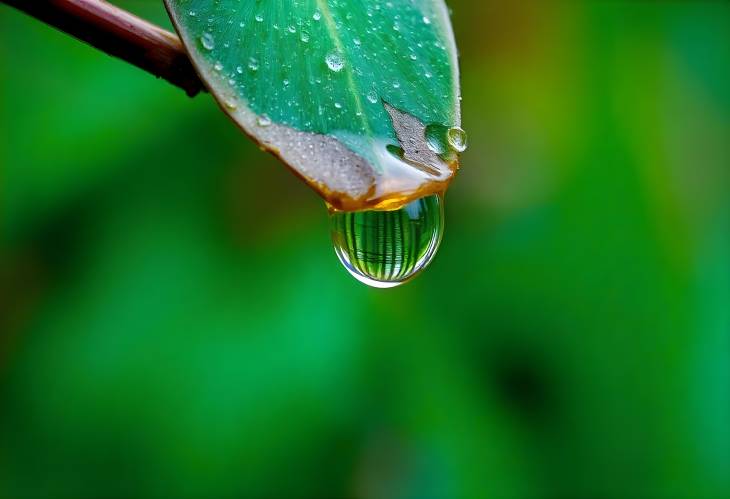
[329,194,444,288]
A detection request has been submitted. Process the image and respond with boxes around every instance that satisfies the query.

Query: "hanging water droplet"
[447,127,468,152]
[329,195,444,288]
[325,52,345,72]
[257,114,272,127]
[200,32,215,50]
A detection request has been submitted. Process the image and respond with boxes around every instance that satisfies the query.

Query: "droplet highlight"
[329,194,444,288]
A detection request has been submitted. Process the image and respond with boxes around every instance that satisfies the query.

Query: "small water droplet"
[409,54,417,60]
[353,38,361,46]
[188,10,197,17]
[313,11,322,21]
[257,114,272,127]
[200,32,215,50]
[392,81,401,89]
[239,21,245,28]
[224,97,237,110]
[300,31,310,42]
[366,90,378,104]
[214,61,223,71]
[236,65,243,74]
[248,58,259,71]
[329,195,444,288]
[255,13,264,22]
[447,127,468,152]
[334,102,343,109]
[422,16,431,25]
[325,52,345,72]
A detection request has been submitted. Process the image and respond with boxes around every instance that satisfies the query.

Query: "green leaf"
[165,0,462,210]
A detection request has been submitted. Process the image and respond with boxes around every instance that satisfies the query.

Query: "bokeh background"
[1,1,729,498]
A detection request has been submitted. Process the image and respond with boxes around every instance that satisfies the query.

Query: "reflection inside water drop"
[329,194,444,288]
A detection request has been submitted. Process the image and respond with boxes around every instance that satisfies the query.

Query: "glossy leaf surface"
[165,0,462,210]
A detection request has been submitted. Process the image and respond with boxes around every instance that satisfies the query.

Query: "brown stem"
[2,0,204,96]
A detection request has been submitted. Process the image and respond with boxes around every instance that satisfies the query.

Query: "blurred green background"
[1,1,729,498]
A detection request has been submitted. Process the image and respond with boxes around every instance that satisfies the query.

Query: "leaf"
[164,0,462,210]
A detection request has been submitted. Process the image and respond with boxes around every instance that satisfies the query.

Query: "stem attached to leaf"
[2,0,204,96]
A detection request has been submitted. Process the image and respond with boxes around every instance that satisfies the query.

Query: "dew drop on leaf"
[425,124,450,154]
[447,127,467,152]
[325,52,345,72]
[200,32,215,50]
